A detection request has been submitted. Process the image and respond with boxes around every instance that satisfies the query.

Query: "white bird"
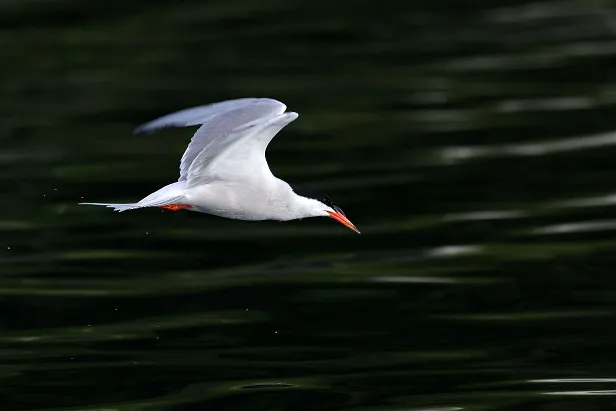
[80,97,360,233]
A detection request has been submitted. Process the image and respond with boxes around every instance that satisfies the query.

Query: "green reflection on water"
[4,0,616,410]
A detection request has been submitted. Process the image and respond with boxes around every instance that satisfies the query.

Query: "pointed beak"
[326,207,361,234]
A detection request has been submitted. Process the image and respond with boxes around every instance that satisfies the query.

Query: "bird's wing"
[133,98,288,181]
[185,110,298,187]
[133,98,273,135]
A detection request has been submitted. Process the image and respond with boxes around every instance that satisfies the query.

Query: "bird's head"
[289,183,360,234]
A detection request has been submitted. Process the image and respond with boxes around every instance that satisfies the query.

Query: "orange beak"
[326,209,361,234]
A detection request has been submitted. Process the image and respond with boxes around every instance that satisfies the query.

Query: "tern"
[80,98,360,233]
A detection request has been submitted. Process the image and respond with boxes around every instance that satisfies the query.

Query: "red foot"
[159,204,192,211]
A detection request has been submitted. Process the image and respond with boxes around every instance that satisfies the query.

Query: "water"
[3,1,616,410]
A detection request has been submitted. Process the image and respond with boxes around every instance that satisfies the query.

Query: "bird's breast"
[184,182,287,221]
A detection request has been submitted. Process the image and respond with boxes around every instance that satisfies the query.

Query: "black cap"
[289,183,335,209]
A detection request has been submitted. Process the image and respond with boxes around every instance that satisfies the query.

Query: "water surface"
[3,1,616,410]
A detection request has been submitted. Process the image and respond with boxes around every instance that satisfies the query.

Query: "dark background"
[3,0,616,410]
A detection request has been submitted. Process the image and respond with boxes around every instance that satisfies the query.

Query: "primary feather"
[133,98,288,182]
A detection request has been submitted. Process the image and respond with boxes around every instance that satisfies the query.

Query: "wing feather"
[133,98,281,134]
[132,98,287,181]
[186,111,298,186]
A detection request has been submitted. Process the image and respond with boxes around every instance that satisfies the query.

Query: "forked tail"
[79,181,187,212]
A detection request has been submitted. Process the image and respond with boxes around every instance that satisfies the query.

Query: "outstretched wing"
[185,110,298,187]
[133,98,290,182]
[133,98,274,135]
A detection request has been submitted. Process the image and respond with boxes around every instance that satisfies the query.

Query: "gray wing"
[133,98,287,181]
[133,98,270,135]
[185,111,298,187]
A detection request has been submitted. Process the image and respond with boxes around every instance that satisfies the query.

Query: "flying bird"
[80,98,360,233]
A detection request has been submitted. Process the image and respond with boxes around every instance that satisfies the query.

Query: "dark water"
[4,1,616,410]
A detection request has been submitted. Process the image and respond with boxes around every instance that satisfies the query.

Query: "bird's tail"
[80,181,187,212]
[78,202,145,212]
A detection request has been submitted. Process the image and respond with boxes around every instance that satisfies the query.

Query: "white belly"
[184,182,286,221]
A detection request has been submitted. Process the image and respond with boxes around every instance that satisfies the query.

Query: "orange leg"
[159,204,192,211]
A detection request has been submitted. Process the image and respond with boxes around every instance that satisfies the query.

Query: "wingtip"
[132,125,154,136]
